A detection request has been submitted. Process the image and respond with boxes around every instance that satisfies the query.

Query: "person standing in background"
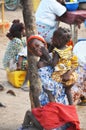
[35,0,66,49]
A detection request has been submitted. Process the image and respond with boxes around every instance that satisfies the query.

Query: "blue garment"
[38,66,68,106]
[36,22,57,43]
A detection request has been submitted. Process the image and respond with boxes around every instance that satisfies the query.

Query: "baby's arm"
[41,47,60,67]
[38,47,60,68]
[37,47,52,68]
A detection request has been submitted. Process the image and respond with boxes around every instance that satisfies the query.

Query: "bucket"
[33,0,40,12]
[7,70,27,88]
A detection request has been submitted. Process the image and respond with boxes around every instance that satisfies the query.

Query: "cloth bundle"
[32,102,80,130]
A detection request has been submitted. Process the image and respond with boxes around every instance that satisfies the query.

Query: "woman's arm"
[51,51,60,67]
[41,47,52,63]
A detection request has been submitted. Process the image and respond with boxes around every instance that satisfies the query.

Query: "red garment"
[27,35,47,54]
[27,35,47,44]
[32,102,80,130]
[67,40,74,49]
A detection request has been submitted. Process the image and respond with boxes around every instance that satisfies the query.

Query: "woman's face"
[28,39,45,56]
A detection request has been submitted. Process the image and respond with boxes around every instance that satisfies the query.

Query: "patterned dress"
[3,38,24,69]
[71,41,86,104]
[71,64,86,104]
[51,46,78,86]
[38,66,68,106]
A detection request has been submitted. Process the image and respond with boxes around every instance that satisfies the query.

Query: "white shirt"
[36,0,66,27]
[73,41,86,66]
[18,46,27,57]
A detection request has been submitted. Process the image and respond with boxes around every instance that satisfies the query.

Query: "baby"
[51,27,78,87]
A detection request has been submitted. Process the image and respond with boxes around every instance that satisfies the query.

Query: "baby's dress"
[52,46,78,86]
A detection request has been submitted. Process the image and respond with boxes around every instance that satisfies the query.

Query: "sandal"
[77,100,86,106]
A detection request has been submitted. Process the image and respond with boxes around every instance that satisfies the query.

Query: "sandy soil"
[0,7,86,130]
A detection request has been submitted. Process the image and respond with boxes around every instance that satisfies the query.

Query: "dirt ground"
[0,8,86,130]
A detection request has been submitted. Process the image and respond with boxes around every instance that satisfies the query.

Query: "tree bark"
[20,0,37,36]
[20,0,42,128]
[20,0,41,108]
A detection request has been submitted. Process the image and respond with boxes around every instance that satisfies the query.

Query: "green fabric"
[3,38,24,68]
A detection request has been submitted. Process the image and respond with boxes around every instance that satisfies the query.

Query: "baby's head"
[6,19,25,40]
[27,35,47,57]
[52,27,71,49]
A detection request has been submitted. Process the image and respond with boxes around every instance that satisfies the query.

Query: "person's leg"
[36,22,56,44]
[21,110,43,130]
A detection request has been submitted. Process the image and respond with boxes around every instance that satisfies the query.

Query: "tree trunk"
[20,0,41,108]
[20,0,42,127]
[21,0,37,36]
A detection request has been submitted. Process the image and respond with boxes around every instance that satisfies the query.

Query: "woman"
[35,0,66,45]
[71,40,86,106]
[27,35,69,106]
[3,19,26,70]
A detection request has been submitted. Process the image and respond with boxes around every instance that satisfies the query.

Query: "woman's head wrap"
[27,35,47,45]
[27,35,47,54]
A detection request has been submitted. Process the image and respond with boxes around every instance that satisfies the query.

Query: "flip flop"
[0,102,6,108]
[77,101,86,106]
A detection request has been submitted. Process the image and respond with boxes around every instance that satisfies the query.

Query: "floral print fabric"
[71,66,86,103]
[3,38,24,68]
[38,66,68,106]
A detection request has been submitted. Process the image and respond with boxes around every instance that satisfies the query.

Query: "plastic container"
[78,38,86,42]
[33,0,40,12]
[7,70,27,88]
[78,0,86,2]
[65,2,79,11]
[0,20,10,32]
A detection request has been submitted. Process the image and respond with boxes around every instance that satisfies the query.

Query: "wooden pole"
[20,0,42,128]
[20,0,41,109]
[70,24,78,45]
[1,0,5,33]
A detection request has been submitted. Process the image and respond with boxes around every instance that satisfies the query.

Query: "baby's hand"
[61,70,71,82]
